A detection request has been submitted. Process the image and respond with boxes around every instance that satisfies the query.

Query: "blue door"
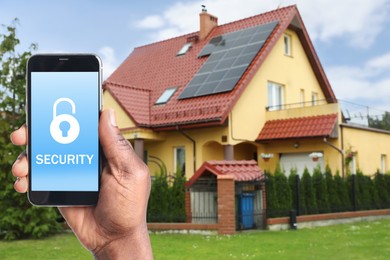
[240,193,254,229]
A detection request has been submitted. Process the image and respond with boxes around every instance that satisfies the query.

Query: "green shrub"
[0,20,61,240]
[374,171,390,208]
[300,168,318,215]
[265,172,279,218]
[288,168,299,213]
[147,167,186,223]
[312,166,330,213]
[274,165,292,217]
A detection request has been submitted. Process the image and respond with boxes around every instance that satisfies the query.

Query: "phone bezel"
[26,54,102,206]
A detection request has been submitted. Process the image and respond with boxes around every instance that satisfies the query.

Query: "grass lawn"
[1,219,390,259]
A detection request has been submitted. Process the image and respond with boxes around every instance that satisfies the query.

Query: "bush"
[300,168,318,215]
[265,172,279,218]
[312,166,330,213]
[288,168,299,213]
[274,165,292,217]
[0,20,61,240]
[147,168,186,222]
[374,171,390,208]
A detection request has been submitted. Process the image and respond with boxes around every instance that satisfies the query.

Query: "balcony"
[265,99,340,121]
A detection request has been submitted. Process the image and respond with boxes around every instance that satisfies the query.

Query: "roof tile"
[257,114,338,141]
[186,160,264,187]
[104,5,336,128]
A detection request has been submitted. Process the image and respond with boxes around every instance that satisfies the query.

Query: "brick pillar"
[185,189,192,223]
[134,139,144,160]
[217,175,235,235]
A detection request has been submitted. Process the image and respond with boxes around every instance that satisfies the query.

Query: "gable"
[103,90,137,129]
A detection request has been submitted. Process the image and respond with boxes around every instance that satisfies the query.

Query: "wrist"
[93,224,153,260]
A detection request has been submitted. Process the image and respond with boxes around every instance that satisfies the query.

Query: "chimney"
[199,6,218,41]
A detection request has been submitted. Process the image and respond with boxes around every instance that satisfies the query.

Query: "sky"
[1,0,390,120]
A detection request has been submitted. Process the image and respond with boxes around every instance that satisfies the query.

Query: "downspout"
[323,136,345,177]
[176,125,196,175]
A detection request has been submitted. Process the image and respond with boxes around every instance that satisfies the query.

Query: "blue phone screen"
[30,72,99,191]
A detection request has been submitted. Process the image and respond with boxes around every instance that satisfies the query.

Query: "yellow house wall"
[342,125,390,174]
[144,126,229,179]
[103,90,136,129]
[258,138,342,175]
[230,29,326,143]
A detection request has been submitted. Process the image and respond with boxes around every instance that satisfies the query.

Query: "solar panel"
[179,20,278,99]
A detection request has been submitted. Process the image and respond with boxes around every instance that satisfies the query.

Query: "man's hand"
[11,109,153,259]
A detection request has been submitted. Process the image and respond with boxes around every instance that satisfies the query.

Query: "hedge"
[266,165,390,218]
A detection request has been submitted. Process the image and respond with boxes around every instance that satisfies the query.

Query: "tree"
[288,167,299,213]
[312,166,330,213]
[0,19,61,240]
[274,165,292,217]
[265,172,279,218]
[368,112,390,131]
[300,168,318,215]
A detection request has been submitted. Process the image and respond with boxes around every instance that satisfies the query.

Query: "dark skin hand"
[11,109,154,259]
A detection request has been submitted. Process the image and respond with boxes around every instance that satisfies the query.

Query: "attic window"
[177,43,192,56]
[155,87,177,105]
[284,33,292,56]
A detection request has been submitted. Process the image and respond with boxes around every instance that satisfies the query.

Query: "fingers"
[10,124,28,146]
[12,152,28,178]
[12,151,29,193]
[11,124,29,193]
[99,109,147,180]
[14,177,28,193]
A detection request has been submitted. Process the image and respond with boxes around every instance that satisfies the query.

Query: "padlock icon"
[50,97,80,144]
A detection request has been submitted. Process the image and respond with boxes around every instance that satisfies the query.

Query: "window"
[177,42,192,56]
[300,89,305,107]
[155,87,177,105]
[268,82,284,111]
[284,34,292,56]
[311,92,318,106]
[174,146,186,176]
[381,154,387,173]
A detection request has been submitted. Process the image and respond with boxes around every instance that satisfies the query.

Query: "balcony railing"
[265,100,340,121]
[266,99,329,112]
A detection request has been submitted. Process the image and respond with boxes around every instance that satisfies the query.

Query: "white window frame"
[174,146,186,175]
[268,81,284,111]
[311,92,318,106]
[284,34,292,56]
[381,154,387,173]
[300,89,305,107]
[177,42,192,56]
[155,87,177,105]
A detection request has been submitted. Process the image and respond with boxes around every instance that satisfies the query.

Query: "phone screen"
[27,54,101,205]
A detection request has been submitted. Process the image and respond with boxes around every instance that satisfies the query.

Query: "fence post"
[185,189,192,223]
[295,174,300,216]
[352,174,357,211]
[217,175,235,235]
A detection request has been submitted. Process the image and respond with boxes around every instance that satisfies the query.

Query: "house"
[103,5,390,180]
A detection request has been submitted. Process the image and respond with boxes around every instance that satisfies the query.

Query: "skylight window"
[177,43,192,56]
[155,87,177,105]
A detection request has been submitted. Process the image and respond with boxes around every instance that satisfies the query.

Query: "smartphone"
[26,54,102,206]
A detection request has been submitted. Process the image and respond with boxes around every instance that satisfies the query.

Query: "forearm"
[93,224,153,260]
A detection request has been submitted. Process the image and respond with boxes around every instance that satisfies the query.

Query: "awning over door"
[186,160,263,187]
[257,114,338,142]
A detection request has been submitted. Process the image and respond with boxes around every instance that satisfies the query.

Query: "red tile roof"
[186,160,263,187]
[257,114,338,141]
[104,5,336,129]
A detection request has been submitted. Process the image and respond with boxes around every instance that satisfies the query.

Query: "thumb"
[99,109,144,178]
